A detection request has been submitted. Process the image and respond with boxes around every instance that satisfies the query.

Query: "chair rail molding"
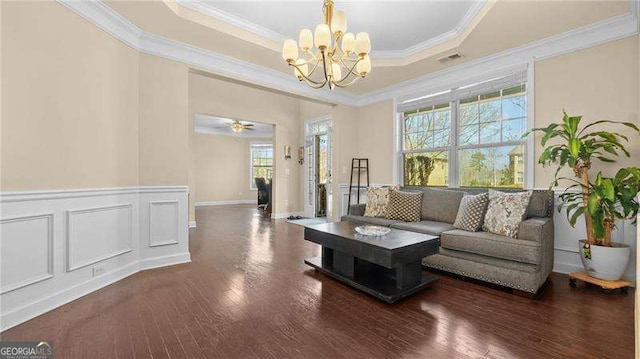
[0,186,191,332]
[56,0,638,108]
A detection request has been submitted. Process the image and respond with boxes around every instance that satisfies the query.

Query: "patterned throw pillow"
[453,193,489,232]
[385,190,423,222]
[482,190,533,238]
[364,185,400,217]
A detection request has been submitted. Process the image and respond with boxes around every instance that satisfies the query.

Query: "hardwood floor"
[2,204,635,358]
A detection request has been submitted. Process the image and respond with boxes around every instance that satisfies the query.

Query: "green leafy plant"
[522,111,640,246]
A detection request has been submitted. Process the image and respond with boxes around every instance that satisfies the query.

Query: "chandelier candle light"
[282,0,371,90]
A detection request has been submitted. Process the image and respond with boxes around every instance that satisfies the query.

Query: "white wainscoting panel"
[0,186,191,332]
[149,201,179,247]
[0,214,54,294]
[67,204,133,271]
[338,184,637,284]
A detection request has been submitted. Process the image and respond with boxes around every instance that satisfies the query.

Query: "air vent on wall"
[437,52,463,63]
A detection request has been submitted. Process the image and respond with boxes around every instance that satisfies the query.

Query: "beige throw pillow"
[482,190,532,238]
[363,185,399,217]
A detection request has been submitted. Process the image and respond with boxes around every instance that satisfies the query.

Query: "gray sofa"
[342,187,555,295]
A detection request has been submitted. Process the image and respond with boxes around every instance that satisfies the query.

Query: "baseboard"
[1,254,191,332]
[188,220,197,228]
[139,252,191,270]
[271,212,303,219]
[194,200,255,207]
[0,262,139,332]
[553,262,584,274]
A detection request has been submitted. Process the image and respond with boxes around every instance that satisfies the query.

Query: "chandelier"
[281,0,371,90]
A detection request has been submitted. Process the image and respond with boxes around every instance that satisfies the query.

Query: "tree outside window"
[401,83,527,188]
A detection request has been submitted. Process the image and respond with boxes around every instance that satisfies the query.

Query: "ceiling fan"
[217,119,254,133]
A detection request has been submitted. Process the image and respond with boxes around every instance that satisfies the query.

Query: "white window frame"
[249,141,273,191]
[395,68,534,189]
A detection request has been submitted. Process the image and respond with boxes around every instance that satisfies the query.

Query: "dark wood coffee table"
[303,221,439,303]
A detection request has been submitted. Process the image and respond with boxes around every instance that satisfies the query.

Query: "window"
[457,85,526,188]
[399,79,528,189]
[250,143,273,190]
[402,103,451,186]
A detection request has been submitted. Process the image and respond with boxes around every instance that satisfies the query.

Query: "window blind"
[398,69,528,113]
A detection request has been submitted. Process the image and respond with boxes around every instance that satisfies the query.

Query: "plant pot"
[578,239,630,281]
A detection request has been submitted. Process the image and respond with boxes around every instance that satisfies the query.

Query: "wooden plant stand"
[569,271,630,294]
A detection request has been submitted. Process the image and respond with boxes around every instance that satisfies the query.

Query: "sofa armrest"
[348,203,366,216]
[519,216,554,284]
[518,217,554,244]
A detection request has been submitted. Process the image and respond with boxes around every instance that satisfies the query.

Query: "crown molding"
[58,0,638,109]
[175,0,286,46]
[370,1,486,60]
[57,0,357,106]
[174,0,488,66]
[58,0,141,48]
[354,3,639,107]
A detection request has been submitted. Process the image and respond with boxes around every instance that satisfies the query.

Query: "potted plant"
[524,112,640,281]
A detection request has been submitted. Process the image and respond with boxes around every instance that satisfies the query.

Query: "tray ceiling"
[201,1,480,54]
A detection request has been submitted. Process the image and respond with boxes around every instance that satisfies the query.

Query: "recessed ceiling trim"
[354,2,639,107]
[58,0,638,109]
[371,0,486,59]
[167,0,488,65]
[174,0,286,48]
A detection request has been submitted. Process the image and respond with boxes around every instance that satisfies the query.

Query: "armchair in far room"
[255,177,269,210]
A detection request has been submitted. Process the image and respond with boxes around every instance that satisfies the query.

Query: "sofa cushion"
[432,247,539,274]
[527,190,554,218]
[341,215,400,227]
[419,188,466,224]
[385,190,423,222]
[390,220,455,236]
[482,190,532,238]
[453,193,489,232]
[440,229,541,265]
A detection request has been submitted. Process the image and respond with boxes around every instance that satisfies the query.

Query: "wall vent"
[437,52,463,63]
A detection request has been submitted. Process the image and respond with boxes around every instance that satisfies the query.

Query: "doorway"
[303,118,332,218]
[193,114,275,216]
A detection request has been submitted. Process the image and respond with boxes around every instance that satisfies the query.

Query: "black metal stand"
[347,158,369,214]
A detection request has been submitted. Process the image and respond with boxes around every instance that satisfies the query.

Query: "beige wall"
[356,99,396,185]
[4,0,638,222]
[138,54,189,187]
[352,36,640,189]
[188,72,301,217]
[534,36,639,187]
[329,105,359,220]
[1,1,139,189]
[194,133,262,203]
